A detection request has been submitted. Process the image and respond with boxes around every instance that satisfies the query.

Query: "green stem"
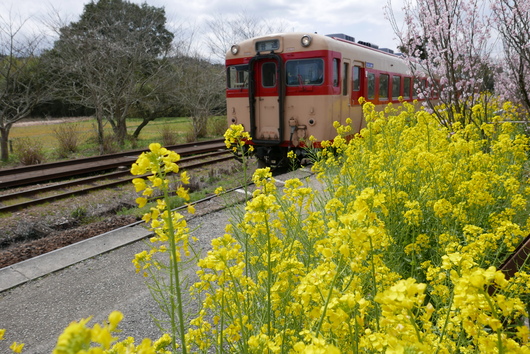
[353,306,359,354]
[164,186,188,354]
[314,265,340,335]
[368,235,380,331]
[481,289,504,354]
[407,308,423,343]
[218,295,224,354]
[435,288,454,354]
[265,218,272,336]
[224,260,250,354]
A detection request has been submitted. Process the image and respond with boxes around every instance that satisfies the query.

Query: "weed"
[53,123,82,158]
[13,137,46,165]
[102,134,119,154]
[70,206,87,220]
[207,116,228,136]
[159,124,179,145]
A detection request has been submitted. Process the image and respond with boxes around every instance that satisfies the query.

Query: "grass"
[4,116,227,167]
[118,162,253,220]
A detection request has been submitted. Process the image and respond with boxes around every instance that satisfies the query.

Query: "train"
[225,32,430,167]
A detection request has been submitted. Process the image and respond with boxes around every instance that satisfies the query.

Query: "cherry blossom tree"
[385,0,494,129]
[490,0,530,118]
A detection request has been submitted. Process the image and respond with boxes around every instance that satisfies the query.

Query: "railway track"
[0,139,226,189]
[0,140,233,213]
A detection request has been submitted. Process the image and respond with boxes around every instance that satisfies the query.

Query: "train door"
[340,59,351,125]
[248,54,284,145]
[351,61,365,132]
[352,61,364,104]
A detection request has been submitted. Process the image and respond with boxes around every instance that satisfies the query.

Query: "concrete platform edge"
[0,224,153,293]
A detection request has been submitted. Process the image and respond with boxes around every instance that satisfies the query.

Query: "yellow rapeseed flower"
[9,342,24,353]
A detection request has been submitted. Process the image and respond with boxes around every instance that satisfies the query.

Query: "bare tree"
[0,11,49,161]
[491,0,530,118]
[172,55,225,140]
[204,11,287,62]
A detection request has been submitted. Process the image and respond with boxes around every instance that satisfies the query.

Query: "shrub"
[207,116,228,136]
[13,138,46,165]
[159,124,179,146]
[101,134,119,154]
[53,123,81,158]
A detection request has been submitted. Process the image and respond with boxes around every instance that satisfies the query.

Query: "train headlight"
[301,35,312,47]
[230,45,239,55]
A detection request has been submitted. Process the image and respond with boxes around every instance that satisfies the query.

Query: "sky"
[2,0,406,58]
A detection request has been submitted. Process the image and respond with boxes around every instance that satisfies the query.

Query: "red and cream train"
[225,32,426,167]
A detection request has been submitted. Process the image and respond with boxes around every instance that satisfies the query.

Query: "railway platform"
[0,168,317,353]
[0,224,151,293]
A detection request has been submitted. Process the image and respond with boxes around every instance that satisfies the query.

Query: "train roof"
[227,32,409,74]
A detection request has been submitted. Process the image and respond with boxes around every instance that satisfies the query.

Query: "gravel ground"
[0,159,245,268]
[0,158,251,353]
[0,158,316,352]
[0,209,232,353]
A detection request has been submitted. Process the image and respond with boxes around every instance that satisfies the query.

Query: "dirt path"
[13,117,93,127]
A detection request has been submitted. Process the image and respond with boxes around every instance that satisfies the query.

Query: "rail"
[0,139,225,189]
[0,149,233,213]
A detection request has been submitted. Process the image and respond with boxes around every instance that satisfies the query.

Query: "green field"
[6,116,227,166]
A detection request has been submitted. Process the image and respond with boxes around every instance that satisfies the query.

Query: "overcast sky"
[2,0,406,57]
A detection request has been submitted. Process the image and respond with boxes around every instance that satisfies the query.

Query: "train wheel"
[256,158,267,169]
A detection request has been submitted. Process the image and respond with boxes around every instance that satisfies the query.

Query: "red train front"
[225,32,415,167]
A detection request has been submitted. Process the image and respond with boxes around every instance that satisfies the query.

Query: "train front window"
[262,62,277,87]
[227,65,249,89]
[286,59,324,86]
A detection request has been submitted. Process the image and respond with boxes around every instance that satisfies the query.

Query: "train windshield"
[286,59,324,86]
[227,65,249,89]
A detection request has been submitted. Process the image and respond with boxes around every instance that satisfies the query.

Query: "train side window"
[227,65,249,89]
[413,78,420,99]
[286,59,324,86]
[403,77,411,99]
[392,75,401,100]
[433,80,440,98]
[367,72,375,100]
[379,74,389,100]
[333,58,339,87]
[353,66,360,91]
[342,62,349,96]
[262,62,276,87]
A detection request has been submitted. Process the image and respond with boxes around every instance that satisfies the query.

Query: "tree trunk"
[115,118,127,146]
[95,109,105,155]
[132,115,156,139]
[0,126,11,162]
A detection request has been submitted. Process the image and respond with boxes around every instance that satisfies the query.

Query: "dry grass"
[5,116,226,166]
[11,117,193,149]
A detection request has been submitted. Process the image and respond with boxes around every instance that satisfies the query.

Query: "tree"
[0,12,49,161]
[385,0,494,129]
[172,56,225,140]
[490,0,530,118]
[204,11,287,62]
[45,0,174,149]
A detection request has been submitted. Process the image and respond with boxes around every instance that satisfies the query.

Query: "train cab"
[225,32,414,167]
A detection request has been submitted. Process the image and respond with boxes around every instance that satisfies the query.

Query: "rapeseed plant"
[43,98,530,353]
